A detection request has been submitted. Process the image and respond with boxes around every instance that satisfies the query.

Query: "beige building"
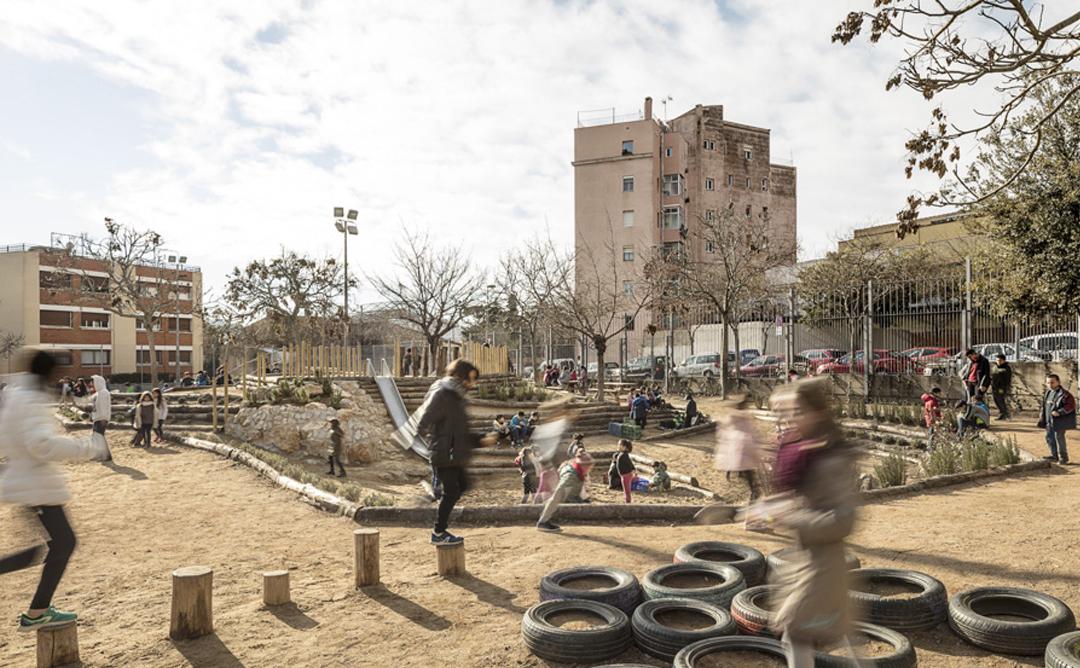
[838,211,978,259]
[572,97,797,351]
[0,241,203,378]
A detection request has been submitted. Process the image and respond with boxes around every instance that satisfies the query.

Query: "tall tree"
[224,250,351,346]
[969,73,1080,317]
[368,231,485,374]
[834,2,1080,232]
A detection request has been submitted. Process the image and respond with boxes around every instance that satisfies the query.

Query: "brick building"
[0,241,203,378]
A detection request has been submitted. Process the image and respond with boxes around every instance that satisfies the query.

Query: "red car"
[740,354,809,377]
[900,347,955,364]
[799,349,846,374]
[816,349,916,375]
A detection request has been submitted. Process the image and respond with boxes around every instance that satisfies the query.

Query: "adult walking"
[90,374,112,461]
[990,353,1012,420]
[0,350,108,630]
[960,348,990,401]
[416,359,492,544]
[1038,374,1076,464]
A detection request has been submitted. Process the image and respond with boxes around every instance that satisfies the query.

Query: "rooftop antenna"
[661,95,673,123]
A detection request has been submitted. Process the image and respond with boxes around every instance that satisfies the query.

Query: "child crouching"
[536,451,594,533]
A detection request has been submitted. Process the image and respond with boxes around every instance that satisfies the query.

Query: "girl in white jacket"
[151,388,168,443]
[0,350,107,631]
[90,374,112,462]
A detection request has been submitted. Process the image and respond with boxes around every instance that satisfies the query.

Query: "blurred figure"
[0,349,108,630]
[89,375,112,461]
[682,393,698,428]
[764,381,862,668]
[536,450,594,533]
[715,394,763,513]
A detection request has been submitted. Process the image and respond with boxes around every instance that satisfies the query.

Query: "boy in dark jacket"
[1038,374,1077,464]
[327,418,346,477]
[990,354,1013,420]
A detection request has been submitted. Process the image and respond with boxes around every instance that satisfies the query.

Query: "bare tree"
[492,249,552,380]
[368,231,485,374]
[48,220,189,386]
[0,331,23,373]
[225,250,351,347]
[674,208,792,397]
[833,2,1080,233]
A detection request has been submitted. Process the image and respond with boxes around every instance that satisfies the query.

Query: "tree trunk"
[146,327,158,387]
[720,317,730,399]
[428,336,440,376]
[593,335,608,403]
[732,324,742,383]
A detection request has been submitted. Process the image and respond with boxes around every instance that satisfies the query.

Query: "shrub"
[960,439,990,471]
[988,437,1022,467]
[361,492,393,507]
[340,485,362,502]
[874,452,908,488]
[923,438,961,477]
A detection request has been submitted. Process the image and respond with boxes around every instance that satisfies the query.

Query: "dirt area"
[1,417,1075,667]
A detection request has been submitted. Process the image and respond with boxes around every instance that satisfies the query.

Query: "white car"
[671,353,726,379]
[586,361,622,379]
[923,342,1049,375]
[1019,333,1078,362]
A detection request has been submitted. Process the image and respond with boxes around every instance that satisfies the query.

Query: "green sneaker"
[18,606,77,632]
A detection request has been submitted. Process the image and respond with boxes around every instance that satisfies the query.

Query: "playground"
[1,421,1077,667]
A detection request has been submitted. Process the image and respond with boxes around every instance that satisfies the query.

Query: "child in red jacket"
[921,387,942,449]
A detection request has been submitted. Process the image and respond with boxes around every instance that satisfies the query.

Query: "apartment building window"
[662,241,684,258]
[136,319,162,332]
[703,139,715,150]
[40,310,72,328]
[745,177,751,189]
[662,206,683,229]
[80,276,109,293]
[80,312,110,329]
[726,175,734,187]
[136,350,164,365]
[39,271,71,290]
[622,140,634,155]
[622,280,634,296]
[745,204,752,218]
[704,209,716,221]
[622,176,634,192]
[170,288,192,301]
[178,350,192,364]
[762,178,769,191]
[662,174,683,196]
[622,246,634,262]
[705,177,714,191]
[53,351,73,366]
[665,147,672,157]
[623,210,634,228]
[705,240,716,254]
[166,317,192,332]
[81,350,110,366]
[743,147,753,161]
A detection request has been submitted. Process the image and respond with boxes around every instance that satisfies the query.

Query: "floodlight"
[178,256,187,263]
[333,207,344,218]
[347,225,358,235]
[167,255,177,263]
[347,209,358,221]
[335,221,345,232]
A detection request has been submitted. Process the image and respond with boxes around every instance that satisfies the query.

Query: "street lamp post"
[333,208,359,347]
[166,252,188,384]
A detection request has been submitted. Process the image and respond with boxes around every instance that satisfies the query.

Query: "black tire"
[673,636,786,667]
[767,546,861,575]
[848,568,948,632]
[1046,631,1080,668]
[674,541,767,586]
[642,562,746,609]
[815,622,917,668]
[521,599,631,663]
[730,584,780,637]
[539,565,642,616]
[948,587,1076,656]
[631,598,737,661]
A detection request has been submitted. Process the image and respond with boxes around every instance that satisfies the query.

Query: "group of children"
[921,385,992,447]
[492,411,539,446]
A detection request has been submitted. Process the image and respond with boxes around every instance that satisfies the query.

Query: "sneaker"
[1061,459,1071,465]
[336,471,346,478]
[430,531,464,545]
[18,607,77,632]
[536,522,562,533]
[1044,456,1060,462]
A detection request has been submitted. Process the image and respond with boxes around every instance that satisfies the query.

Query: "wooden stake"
[223,355,230,430]
[211,372,218,431]
[36,621,79,668]
[262,570,291,606]
[170,565,213,640]
[353,529,380,588]
[435,542,466,577]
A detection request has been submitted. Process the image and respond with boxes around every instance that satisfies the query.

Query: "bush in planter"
[988,437,1022,467]
[922,437,961,477]
[960,438,991,471]
[874,452,908,488]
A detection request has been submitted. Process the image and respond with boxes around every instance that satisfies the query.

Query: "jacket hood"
[921,393,938,402]
[92,375,108,393]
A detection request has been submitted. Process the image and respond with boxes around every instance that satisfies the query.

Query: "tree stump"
[435,541,466,577]
[36,621,79,668]
[170,565,213,640]
[263,570,291,606]
[353,529,380,588]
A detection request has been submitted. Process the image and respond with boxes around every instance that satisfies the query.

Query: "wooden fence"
[461,342,509,376]
[269,340,510,378]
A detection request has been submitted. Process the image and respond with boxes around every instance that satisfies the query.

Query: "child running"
[536,450,595,533]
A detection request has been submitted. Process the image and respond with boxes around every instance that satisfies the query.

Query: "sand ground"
[0,418,1075,667]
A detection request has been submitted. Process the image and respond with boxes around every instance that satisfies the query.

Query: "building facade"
[0,243,203,378]
[572,97,797,357]
[837,211,977,259]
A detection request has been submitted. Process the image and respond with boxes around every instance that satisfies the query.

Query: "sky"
[0,0,997,303]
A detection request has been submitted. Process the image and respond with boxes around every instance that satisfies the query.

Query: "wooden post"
[36,621,79,668]
[223,356,230,430]
[211,371,218,431]
[170,565,213,640]
[262,570,291,606]
[241,346,248,402]
[353,528,380,588]
[435,542,466,577]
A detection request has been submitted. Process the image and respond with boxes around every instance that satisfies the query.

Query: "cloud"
[0,0,998,302]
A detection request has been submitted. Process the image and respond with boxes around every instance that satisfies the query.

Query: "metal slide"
[371,359,432,461]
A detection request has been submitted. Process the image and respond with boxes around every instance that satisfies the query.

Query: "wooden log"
[36,621,79,668]
[263,570,291,606]
[435,541,466,577]
[628,453,700,487]
[170,565,213,640]
[353,529,380,588]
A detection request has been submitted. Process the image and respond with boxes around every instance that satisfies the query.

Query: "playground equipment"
[263,570,291,606]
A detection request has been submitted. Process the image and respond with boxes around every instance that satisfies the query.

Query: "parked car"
[625,355,668,380]
[799,349,846,374]
[740,354,809,377]
[1019,333,1078,362]
[586,361,622,380]
[922,343,1050,376]
[900,347,955,364]
[671,353,726,379]
[739,349,761,365]
[816,349,916,375]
